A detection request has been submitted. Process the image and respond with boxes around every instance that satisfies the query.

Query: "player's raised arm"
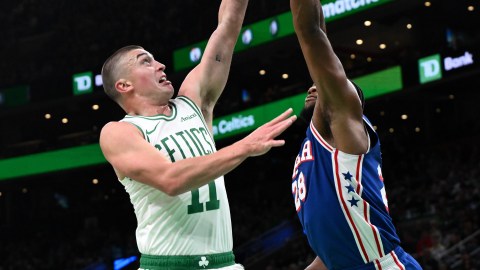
[100,108,296,196]
[178,0,248,126]
[290,0,367,154]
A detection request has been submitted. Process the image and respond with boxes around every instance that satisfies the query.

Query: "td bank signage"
[72,72,103,96]
[418,51,475,84]
[73,72,94,95]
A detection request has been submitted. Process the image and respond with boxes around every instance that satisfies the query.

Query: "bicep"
[299,34,366,153]
[296,30,361,114]
[99,122,170,187]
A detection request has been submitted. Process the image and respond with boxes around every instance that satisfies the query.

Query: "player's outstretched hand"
[238,108,297,157]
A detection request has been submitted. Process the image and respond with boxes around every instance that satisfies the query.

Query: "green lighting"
[212,93,305,140]
[0,65,402,180]
[0,144,106,181]
[354,65,403,98]
[173,0,394,71]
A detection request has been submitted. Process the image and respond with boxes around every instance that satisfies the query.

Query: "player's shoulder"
[101,121,132,132]
[175,94,201,106]
[100,121,141,142]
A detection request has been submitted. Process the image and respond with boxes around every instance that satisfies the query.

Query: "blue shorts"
[342,246,422,270]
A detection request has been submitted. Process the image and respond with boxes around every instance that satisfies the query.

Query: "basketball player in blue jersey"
[289,0,422,269]
[98,0,297,269]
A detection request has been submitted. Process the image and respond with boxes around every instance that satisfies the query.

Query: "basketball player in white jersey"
[99,0,296,269]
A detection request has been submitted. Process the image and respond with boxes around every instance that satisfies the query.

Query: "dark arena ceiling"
[0,0,479,165]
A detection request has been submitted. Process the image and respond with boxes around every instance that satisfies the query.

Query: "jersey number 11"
[187,181,220,214]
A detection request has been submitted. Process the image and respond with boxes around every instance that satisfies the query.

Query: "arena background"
[0,0,479,269]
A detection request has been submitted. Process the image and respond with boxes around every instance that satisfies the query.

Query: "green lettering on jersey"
[205,181,220,210]
[190,128,208,155]
[184,130,203,156]
[188,182,220,214]
[199,127,214,154]
[161,137,176,162]
[169,135,186,159]
[188,189,204,214]
[154,126,219,214]
[176,131,197,157]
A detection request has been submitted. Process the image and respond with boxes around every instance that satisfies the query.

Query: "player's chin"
[304,99,316,109]
[162,84,175,93]
[304,98,317,108]
[300,105,315,124]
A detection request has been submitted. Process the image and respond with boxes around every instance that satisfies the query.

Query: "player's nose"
[156,61,166,71]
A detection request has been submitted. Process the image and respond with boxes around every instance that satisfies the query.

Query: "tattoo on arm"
[215,54,221,62]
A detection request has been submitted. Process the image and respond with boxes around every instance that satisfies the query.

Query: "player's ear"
[115,79,133,93]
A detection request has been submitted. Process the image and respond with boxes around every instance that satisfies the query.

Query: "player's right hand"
[239,108,297,157]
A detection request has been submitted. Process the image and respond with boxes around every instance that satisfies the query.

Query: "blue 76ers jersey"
[292,117,401,269]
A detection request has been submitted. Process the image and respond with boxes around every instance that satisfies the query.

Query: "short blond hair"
[101,45,143,103]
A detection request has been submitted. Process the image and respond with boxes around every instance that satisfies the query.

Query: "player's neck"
[154,103,172,116]
[126,102,172,117]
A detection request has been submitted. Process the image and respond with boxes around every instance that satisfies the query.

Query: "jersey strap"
[140,251,235,269]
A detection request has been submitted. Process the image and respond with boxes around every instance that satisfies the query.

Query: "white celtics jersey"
[119,96,233,256]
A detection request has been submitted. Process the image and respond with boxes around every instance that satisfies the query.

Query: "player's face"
[304,84,317,109]
[124,49,174,99]
[300,84,317,123]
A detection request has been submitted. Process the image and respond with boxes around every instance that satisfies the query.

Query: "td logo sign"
[418,54,442,84]
[73,72,93,95]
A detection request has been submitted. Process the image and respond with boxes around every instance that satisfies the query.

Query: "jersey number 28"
[292,172,307,212]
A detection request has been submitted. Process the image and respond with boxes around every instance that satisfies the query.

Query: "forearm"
[191,0,248,110]
[158,141,250,196]
[319,1,327,33]
[290,0,344,84]
[109,109,296,196]
[152,107,295,196]
[290,0,325,38]
[218,0,248,36]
